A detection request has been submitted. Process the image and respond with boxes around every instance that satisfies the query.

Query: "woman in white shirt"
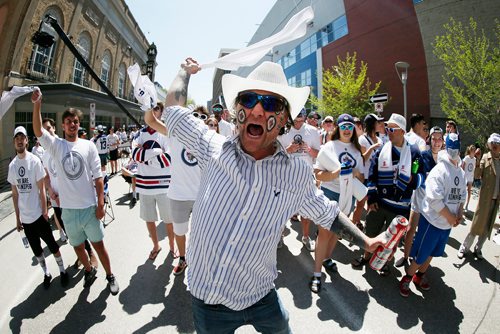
[310,114,364,293]
[462,145,476,211]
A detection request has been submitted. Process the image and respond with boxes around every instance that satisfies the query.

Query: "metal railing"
[25,59,57,82]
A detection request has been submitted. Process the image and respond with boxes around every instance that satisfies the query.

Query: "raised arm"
[164,57,201,107]
[32,88,43,138]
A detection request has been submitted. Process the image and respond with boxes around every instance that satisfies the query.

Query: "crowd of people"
[7,57,499,333]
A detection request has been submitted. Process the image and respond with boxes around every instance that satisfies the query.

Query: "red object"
[369,216,409,270]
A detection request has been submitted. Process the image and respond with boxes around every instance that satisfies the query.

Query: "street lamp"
[395,61,410,129]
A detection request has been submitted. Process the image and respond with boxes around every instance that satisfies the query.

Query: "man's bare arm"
[330,211,382,252]
[144,110,168,136]
[164,57,200,107]
[32,89,43,138]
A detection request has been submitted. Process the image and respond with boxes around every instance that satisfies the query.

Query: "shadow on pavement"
[366,266,463,333]
[9,269,84,334]
[50,287,110,334]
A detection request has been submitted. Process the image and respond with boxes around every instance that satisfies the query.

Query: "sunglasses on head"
[212,107,223,113]
[237,92,288,113]
[339,123,354,131]
[192,112,208,121]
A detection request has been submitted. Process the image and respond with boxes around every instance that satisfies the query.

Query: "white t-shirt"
[462,155,476,183]
[7,152,46,224]
[42,149,59,207]
[39,130,103,209]
[218,119,235,138]
[31,146,45,161]
[422,152,466,230]
[279,123,321,166]
[314,140,364,193]
[405,131,427,151]
[107,133,120,151]
[93,134,108,154]
[358,134,382,179]
[167,136,201,201]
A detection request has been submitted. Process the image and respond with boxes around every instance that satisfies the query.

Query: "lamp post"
[395,61,410,128]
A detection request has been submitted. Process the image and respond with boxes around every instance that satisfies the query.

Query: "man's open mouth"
[247,123,264,137]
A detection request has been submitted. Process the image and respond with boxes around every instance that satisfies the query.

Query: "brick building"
[0,0,154,185]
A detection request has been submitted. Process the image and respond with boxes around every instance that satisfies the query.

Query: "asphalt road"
[0,171,498,333]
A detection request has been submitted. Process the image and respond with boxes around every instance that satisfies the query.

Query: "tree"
[433,18,499,144]
[310,52,380,119]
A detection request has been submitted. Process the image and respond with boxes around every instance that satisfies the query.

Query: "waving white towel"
[201,6,314,71]
[127,63,158,111]
[0,86,36,121]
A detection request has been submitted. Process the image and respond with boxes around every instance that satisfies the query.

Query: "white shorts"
[140,193,172,223]
[167,198,195,224]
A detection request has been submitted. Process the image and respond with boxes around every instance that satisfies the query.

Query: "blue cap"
[446,133,460,150]
[337,113,354,126]
[296,108,307,118]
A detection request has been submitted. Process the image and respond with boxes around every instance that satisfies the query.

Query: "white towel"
[200,6,314,71]
[127,63,157,111]
[316,149,353,214]
[0,86,35,120]
[378,140,412,191]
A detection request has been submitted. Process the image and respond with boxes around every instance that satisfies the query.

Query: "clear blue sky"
[125,0,277,105]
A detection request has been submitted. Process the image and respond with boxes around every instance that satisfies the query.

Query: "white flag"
[0,86,35,120]
[201,6,314,71]
[127,63,157,111]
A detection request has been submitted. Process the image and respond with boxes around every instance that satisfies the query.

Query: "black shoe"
[60,271,69,287]
[84,267,97,288]
[322,258,338,273]
[106,274,120,295]
[43,274,52,289]
[130,198,137,206]
[309,276,321,293]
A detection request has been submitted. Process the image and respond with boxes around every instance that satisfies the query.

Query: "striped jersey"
[132,127,171,195]
[164,106,340,311]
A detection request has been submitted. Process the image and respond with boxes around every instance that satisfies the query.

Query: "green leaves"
[433,18,499,144]
[310,52,380,119]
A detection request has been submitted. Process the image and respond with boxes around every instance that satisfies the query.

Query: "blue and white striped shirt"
[164,106,340,310]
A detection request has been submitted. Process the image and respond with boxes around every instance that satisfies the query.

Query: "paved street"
[0,170,499,333]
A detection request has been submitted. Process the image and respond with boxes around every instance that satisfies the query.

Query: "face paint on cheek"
[267,116,276,132]
[237,109,246,124]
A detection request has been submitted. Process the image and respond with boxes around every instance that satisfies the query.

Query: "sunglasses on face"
[212,107,223,113]
[192,112,208,121]
[237,92,288,113]
[153,106,161,111]
[324,120,333,124]
[339,124,354,131]
[386,127,400,133]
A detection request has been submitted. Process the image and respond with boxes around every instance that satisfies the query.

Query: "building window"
[118,64,126,98]
[333,15,348,40]
[100,50,112,89]
[15,111,56,140]
[73,34,91,86]
[300,37,313,59]
[283,48,297,69]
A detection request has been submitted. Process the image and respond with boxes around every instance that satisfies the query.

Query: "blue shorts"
[61,206,104,246]
[410,215,451,265]
[321,187,355,214]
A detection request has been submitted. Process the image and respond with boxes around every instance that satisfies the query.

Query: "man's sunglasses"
[339,124,354,131]
[385,127,401,133]
[237,92,288,112]
[212,107,223,113]
[192,112,208,121]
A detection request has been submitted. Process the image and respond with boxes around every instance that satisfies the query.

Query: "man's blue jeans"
[191,289,291,334]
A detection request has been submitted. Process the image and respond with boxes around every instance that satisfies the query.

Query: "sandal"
[322,258,338,273]
[149,247,162,261]
[169,249,180,259]
[351,255,368,268]
[309,276,321,293]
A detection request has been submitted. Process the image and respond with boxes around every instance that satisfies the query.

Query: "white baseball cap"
[13,126,27,138]
[385,113,407,132]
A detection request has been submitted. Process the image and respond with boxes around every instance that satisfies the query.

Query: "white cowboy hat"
[222,61,310,120]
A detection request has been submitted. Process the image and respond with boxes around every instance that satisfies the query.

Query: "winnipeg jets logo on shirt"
[181,148,198,166]
[62,151,84,180]
[454,176,459,186]
[467,164,473,172]
[18,166,25,177]
[338,152,357,169]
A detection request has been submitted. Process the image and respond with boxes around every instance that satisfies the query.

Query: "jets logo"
[18,166,26,177]
[62,151,84,180]
[181,148,198,166]
[454,176,459,186]
[338,152,357,169]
